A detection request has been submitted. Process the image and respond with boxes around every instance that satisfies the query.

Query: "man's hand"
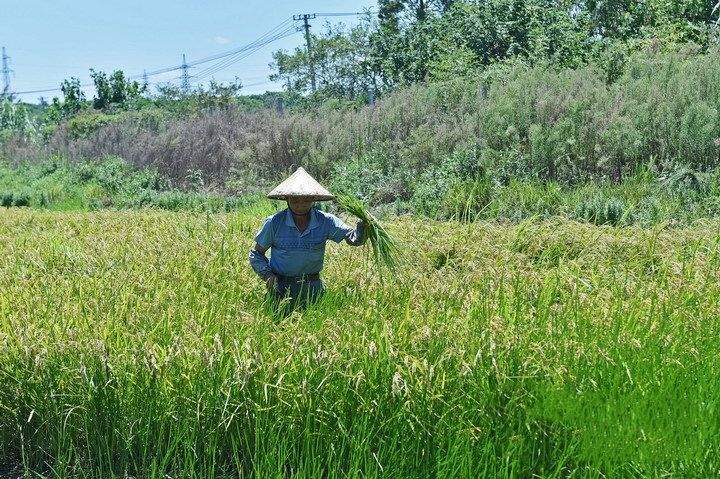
[357,220,368,241]
[346,220,368,246]
[265,274,277,291]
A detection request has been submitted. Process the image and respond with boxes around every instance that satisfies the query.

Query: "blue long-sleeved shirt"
[249,207,365,279]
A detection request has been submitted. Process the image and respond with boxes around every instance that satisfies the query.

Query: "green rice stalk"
[336,194,398,274]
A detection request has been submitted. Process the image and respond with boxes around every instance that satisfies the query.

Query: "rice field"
[1,207,719,478]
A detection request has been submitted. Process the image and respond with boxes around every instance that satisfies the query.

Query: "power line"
[143,27,298,90]
[127,18,294,80]
[315,11,374,17]
[185,18,293,68]
[10,11,371,98]
[12,17,298,96]
[13,80,95,95]
[188,26,297,80]
[242,80,276,88]
[189,27,299,84]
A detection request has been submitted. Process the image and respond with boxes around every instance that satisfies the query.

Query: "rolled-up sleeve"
[254,217,274,249]
[327,214,353,243]
[327,214,366,246]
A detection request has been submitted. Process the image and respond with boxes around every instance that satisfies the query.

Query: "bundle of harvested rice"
[336,194,398,274]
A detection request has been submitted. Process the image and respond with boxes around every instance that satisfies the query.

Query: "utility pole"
[1,47,11,99]
[293,13,317,93]
[181,54,190,94]
[142,69,148,91]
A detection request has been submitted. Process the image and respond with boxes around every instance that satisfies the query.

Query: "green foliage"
[117,189,259,212]
[487,179,565,221]
[67,112,116,139]
[152,80,244,115]
[410,147,485,218]
[0,189,32,207]
[50,77,86,120]
[90,69,145,112]
[0,156,268,213]
[271,22,376,99]
[330,152,391,203]
[572,193,630,226]
[268,0,719,96]
[0,100,38,143]
[8,50,720,228]
[336,193,399,273]
[442,176,493,222]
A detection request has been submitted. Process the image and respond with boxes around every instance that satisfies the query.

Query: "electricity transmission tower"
[1,47,11,99]
[181,54,190,94]
[293,13,317,92]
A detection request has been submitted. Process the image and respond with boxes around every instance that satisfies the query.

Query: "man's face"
[287,198,314,215]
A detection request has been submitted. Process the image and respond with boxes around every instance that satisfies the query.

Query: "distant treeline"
[271,0,719,97]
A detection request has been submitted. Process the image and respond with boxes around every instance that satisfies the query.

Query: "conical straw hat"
[267,167,335,201]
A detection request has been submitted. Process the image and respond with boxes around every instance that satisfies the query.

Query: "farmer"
[249,167,367,310]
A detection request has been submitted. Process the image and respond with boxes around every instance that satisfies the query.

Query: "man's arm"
[249,243,277,290]
[249,215,277,290]
[328,213,368,247]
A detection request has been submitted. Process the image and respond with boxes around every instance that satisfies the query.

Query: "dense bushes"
[7,49,714,191]
[1,49,720,224]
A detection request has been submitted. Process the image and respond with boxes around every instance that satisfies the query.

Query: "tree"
[370,0,438,88]
[58,78,85,117]
[90,69,143,111]
[271,22,376,99]
[153,79,244,114]
[0,99,36,138]
[272,0,720,99]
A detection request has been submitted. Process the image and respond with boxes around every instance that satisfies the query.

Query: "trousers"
[270,275,325,313]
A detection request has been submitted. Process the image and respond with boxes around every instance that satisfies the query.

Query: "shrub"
[12,190,31,207]
[489,180,565,221]
[1,192,13,207]
[411,148,484,218]
[8,49,716,200]
[329,152,388,203]
[67,112,118,140]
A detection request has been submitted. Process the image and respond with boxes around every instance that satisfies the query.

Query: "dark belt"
[276,272,320,284]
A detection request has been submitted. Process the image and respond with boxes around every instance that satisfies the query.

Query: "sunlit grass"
[0,209,719,477]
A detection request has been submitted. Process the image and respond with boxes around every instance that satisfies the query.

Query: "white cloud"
[214,36,231,45]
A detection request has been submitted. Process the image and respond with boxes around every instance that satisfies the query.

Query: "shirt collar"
[285,207,319,232]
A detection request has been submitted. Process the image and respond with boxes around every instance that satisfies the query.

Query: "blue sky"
[2,0,377,103]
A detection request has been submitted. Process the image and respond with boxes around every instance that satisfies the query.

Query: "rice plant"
[336,194,399,274]
[0,209,719,478]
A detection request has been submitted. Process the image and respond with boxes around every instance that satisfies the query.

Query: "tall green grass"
[1,210,719,477]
